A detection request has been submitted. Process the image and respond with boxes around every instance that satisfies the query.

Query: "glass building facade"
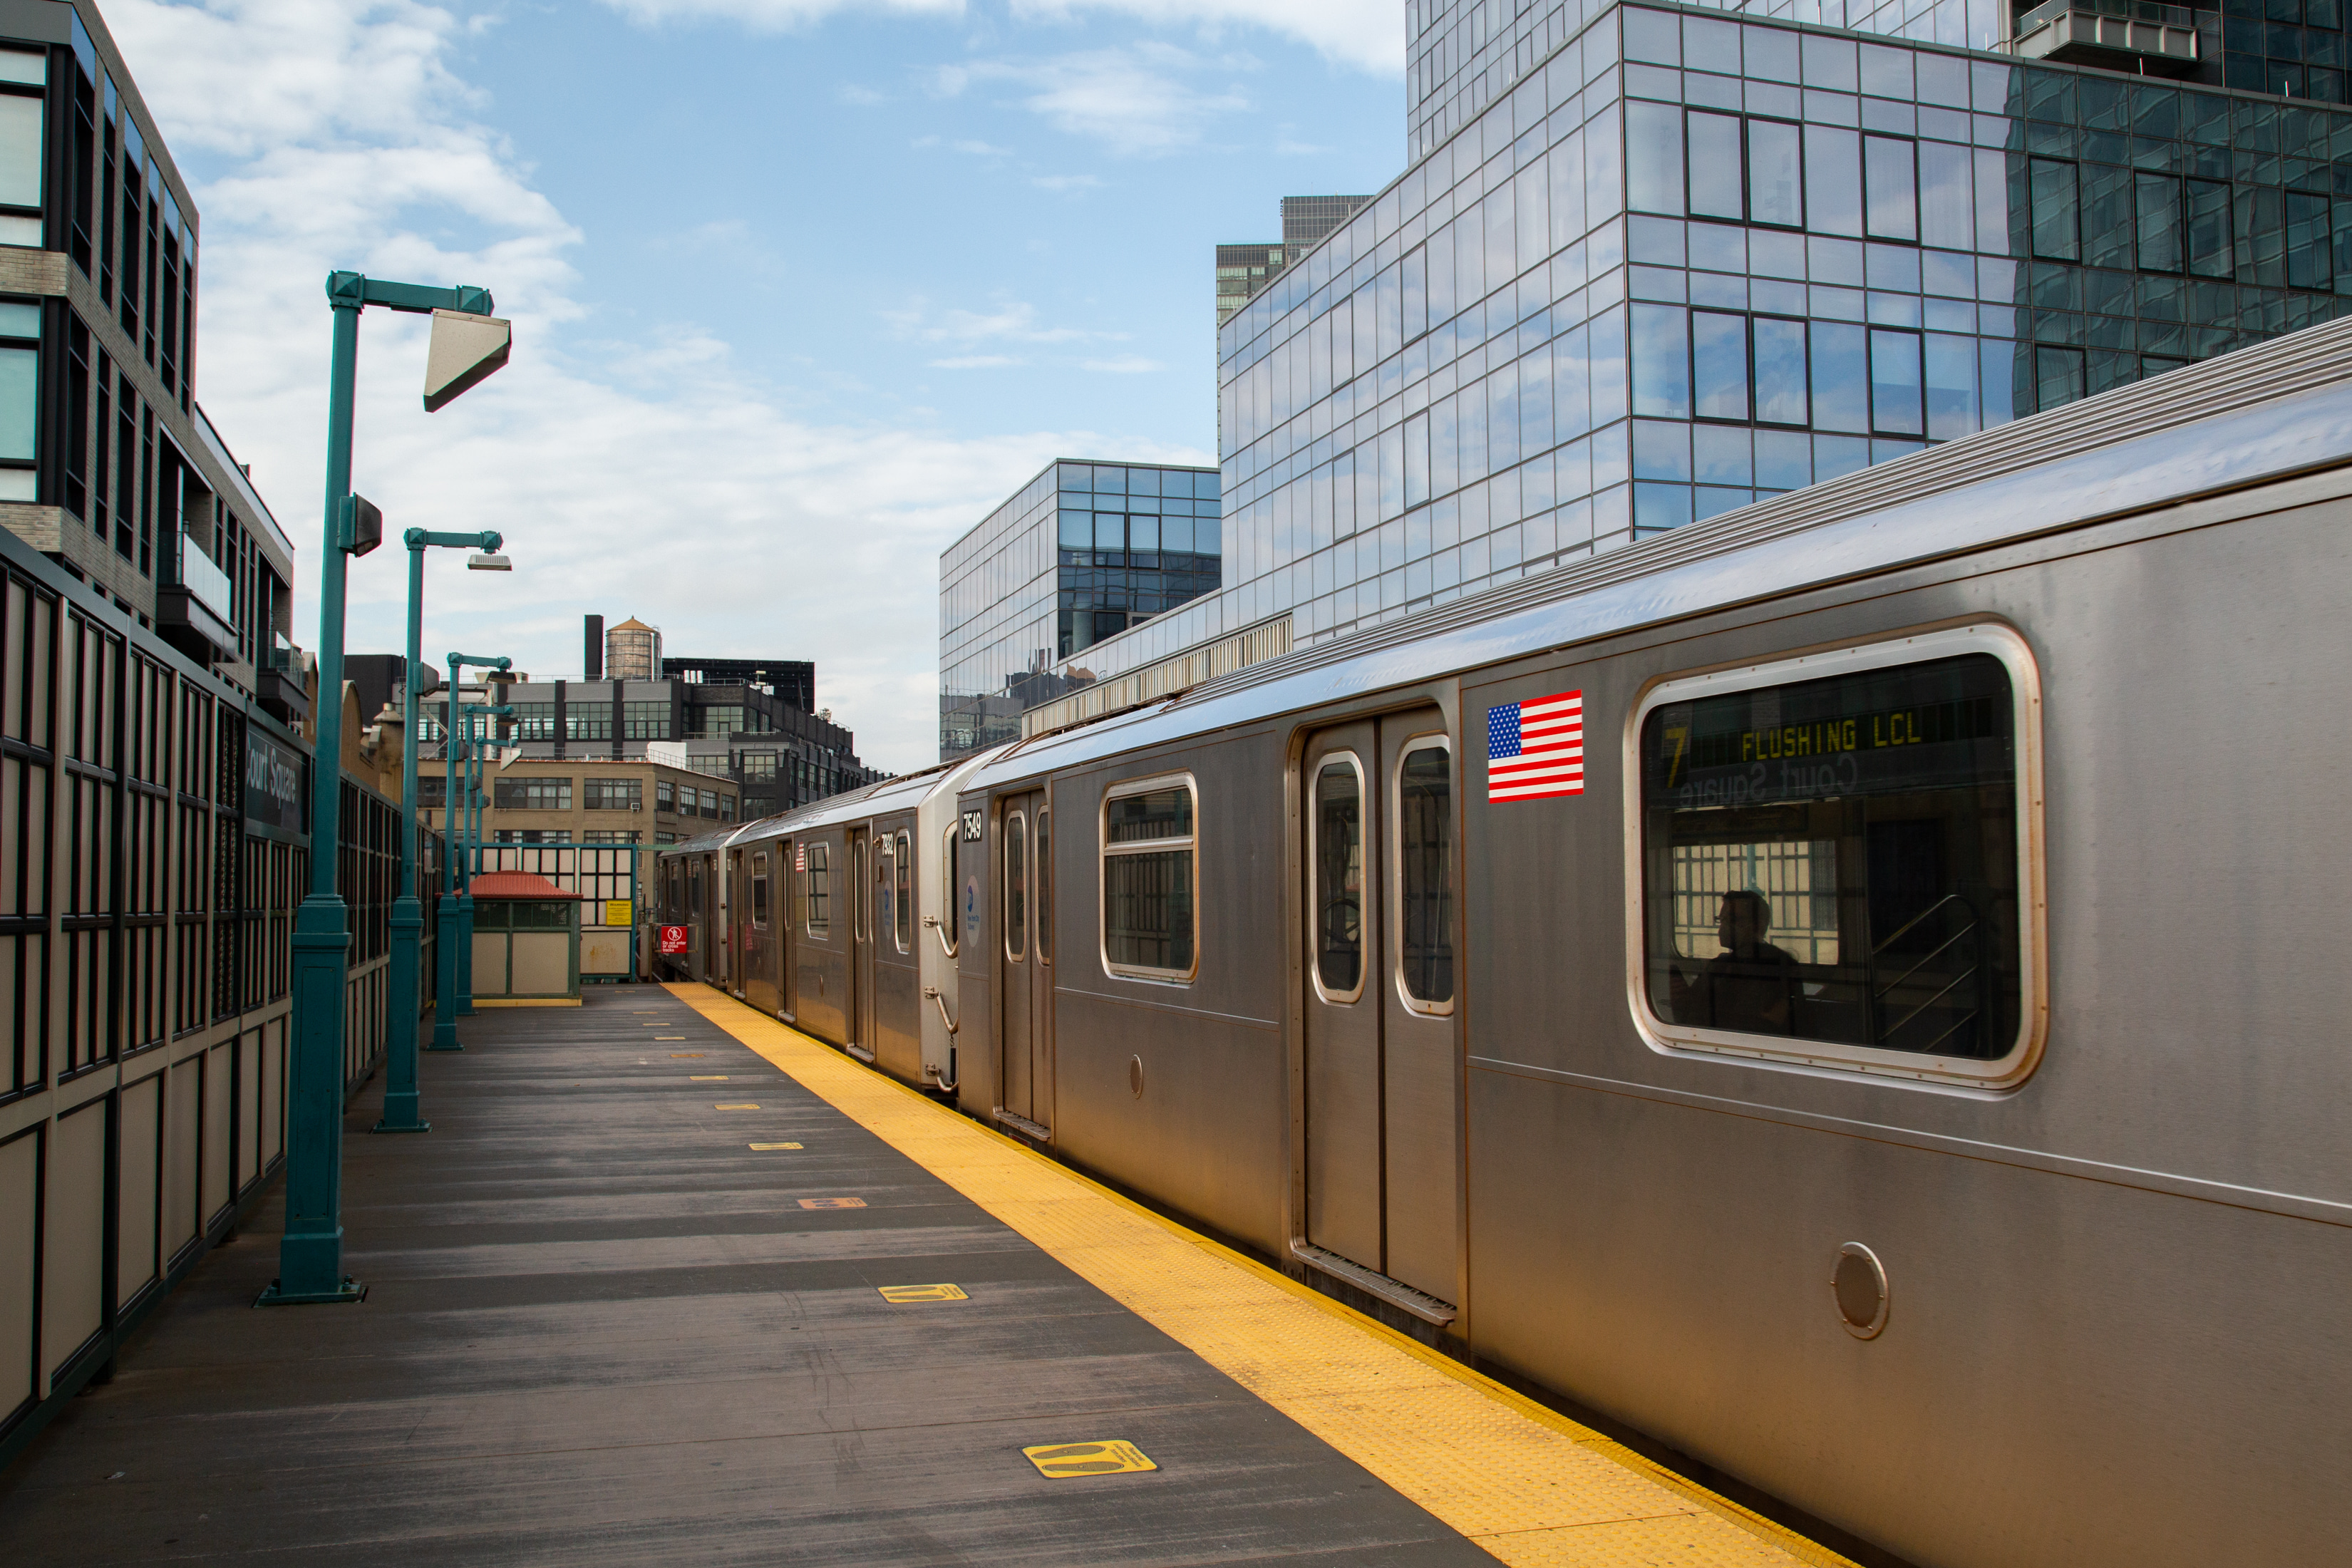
[939,459,1222,758]
[1039,0,2352,694]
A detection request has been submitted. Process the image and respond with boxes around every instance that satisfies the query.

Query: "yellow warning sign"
[798,1196,867,1209]
[606,899,632,928]
[748,1143,803,1151]
[714,1103,760,1110]
[879,1284,968,1303]
[1022,1440,1157,1479]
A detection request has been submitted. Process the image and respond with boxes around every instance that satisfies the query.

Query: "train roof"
[961,317,2352,789]
[657,746,1012,858]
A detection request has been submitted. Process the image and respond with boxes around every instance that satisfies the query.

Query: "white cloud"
[882,296,1120,346]
[603,0,964,27]
[1029,172,1103,192]
[1019,0,1400,73]
[606,0,1401,75]
[933,44,1254,156]
[1083,355,1161,373]
[101,0,1209,772]
[929,354,1023,368]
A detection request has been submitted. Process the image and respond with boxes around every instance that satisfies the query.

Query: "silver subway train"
[659,321,2352,1567]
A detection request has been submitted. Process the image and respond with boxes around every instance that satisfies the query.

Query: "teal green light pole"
[373,537,508,1131]
[429,655,510,1052]
[263,272,509,1307]
[457,698,512,1018]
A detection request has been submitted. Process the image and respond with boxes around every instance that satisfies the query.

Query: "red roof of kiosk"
[468,870,584,900]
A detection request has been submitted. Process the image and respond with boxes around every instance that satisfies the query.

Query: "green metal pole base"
[371,1088,430,1134]
[430,892,465,1050]
[254,1276,368,1306]
[423,1040,465,1052]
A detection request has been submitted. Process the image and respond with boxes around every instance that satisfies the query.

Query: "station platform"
[0,985,1850,1567]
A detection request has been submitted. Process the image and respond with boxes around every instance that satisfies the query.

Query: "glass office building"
[1043,0,2352,691]
[939,458,1222,757]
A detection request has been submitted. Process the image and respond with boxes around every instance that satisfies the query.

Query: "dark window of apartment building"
[68,25,94,275]
[655,778,674,813]
[583,778,641,811]
[505,701,557,741]
[493,776,573,811]
[624,701,669,740]
[414,775,446,808]
[567,703,612,741]
[63,314,87,518]
[692,705,743,737]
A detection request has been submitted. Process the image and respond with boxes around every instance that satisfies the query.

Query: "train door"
[1301,709,1459,1307]
[687,857,706,979]
[849,827,875,1054]
[997,790,1052,1133]
[726,848,745,995]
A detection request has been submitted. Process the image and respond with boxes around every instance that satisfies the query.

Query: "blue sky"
[110,0,1406,770]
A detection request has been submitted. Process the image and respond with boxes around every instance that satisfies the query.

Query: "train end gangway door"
[1301,709,1459,1311]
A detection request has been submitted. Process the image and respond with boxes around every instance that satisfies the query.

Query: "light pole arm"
[332,271,494,316]
[406,528,504,552]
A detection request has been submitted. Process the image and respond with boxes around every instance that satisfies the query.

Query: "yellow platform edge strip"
[665,984,1855,1568]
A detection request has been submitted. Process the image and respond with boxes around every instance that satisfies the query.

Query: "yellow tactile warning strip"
[667,984,1854,1568]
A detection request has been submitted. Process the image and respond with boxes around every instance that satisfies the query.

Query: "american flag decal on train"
[1486,691,1584,801]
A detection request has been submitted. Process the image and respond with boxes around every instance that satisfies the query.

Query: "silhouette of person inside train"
[1669,889,1799,1034]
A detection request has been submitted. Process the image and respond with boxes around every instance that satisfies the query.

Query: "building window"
[581,830,639,844]
[493,829,571,845]
[1634,628,2038,1088]
[583,777,641,812]
[1100,773,1196,981]
[692,705,743,738]
[567,703,612,741]
[505,701,557,741]
[623,701,670,740]
[415,775,446,808]
[0,51,43,249]
[738,750,778,780]
[655,778,674,813]
[492,776,572,811]
[720,793,736,822]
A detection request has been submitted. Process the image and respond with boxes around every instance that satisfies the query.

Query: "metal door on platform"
[998,792,1053,1132]
[850,828,875,1053]
[1301,710,1460,1306]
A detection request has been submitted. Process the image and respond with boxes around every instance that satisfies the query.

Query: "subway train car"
[668,323,2352,1567]
[659,749,999,1087]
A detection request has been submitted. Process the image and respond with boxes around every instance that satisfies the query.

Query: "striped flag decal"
[1486,691,1584,801]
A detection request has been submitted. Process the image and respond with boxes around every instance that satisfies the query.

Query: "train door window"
[1631,626,2041,1087]
[893,830,912,953]
[875,835,892,945]
[1394,739,1454,1011]
[751,852,768,930]
[1035,810,1051,964]
[1005,810,1028,961]
[1311,756,1366,1001]
[806,842,830,937]
[855,837,870,941]
[1100,774,1197,981]
[939,823,959,956]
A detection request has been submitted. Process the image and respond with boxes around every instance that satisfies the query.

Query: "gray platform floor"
[0,987,1496,1566]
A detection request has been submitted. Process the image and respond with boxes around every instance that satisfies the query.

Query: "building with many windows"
[938,458,1222,758]
[0,0,299,727]
[1217,197,1376,324]
[416,667,882,824]
[1032,0,2352,709]
[413,756,738,850]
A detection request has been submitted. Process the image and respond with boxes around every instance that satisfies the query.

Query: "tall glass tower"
[1066,0,2352,688]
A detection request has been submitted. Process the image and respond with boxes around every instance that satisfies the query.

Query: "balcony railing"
[178,530,235,624]
[2008,0,2200,66]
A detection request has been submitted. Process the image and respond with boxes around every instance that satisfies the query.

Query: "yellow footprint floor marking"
[666,983,1850,1568]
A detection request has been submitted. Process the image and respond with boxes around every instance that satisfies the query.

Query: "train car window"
[751,852,768,931]
[1634,629,2039,1085]
[806,842,830,937]
[1100,774,1197,981]
[1312,757,1366,1001]
[893,830,912,953]
[1005,811,1028,961]
[875,836,891,945]
[1396,740,1455,1011]
[1035,810,1051,964]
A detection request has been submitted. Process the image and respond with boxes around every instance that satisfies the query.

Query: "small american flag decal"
[1487,691,1584,801]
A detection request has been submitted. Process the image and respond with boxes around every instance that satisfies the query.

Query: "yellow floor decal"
[667,984,1851,1568]
[1023,1439,1157,1478]
[879,1283,969,1303]
[748,1142,803,1151]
